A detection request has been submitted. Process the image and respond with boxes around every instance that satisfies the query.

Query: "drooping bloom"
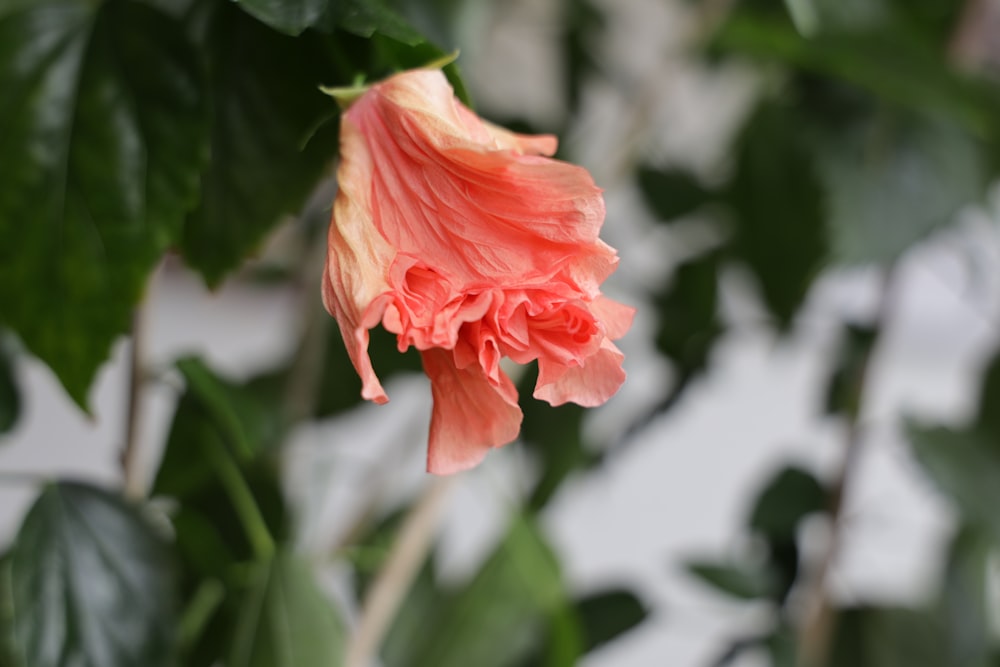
[322,68,634,474]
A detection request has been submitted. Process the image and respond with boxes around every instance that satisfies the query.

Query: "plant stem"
[797,268,897,666]
[208,438,276,560]
[121,306,145,500]
[345,476,455,667]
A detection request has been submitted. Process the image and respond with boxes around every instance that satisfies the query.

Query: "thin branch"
[345,476,455,667]
[121,306,146,500]
[796,267,898,667]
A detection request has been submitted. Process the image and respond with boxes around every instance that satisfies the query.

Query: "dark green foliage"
[653,249,724,407]
[726,101,827,328]
[154,357,292,666]
[313,323,424,418]
[686,560,781,600]
[573,589,647,653]
[638,166,719,222]
[687,465,825,607]
[562,0,604,115]
[909,426,1000,543]
[227,550,346,667]
[519,364,593,511]
[819,114,985,264]
[8,482,176,667]
[0,0,206,409]
[0,342,19,434]
[748,466,826,542]
[372,516,569,667]
[178,2,341,286]
[828,607,952,667]
[825,323,878,417]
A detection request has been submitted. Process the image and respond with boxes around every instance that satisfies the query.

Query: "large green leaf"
[820,115,985,264]
[228,550,346,667]
[727,101,827,328]
[8,482,176,667]
[384,516,565,667]
[180,2,340,286]
[0,0,206,409]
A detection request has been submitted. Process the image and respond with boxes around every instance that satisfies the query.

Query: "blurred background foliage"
[1,0,1000,665]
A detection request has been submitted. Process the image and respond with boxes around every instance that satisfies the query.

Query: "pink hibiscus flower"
[322,68,634,474]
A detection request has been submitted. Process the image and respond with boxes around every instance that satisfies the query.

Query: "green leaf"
[562,0,604,113]
[937,526,994,665]
[180,3,340,286]
[232,0,328,35]
[0,0,206,409]
[654,249,724,399]
[9,482,176,667]
[637,166,718,222]
[727,101,826,328]
[748,465,826,541]
[829,607,952,667]
[686,560,780,600]
[154,357,287,576]
[824,323,878,417]
[0,341,19,434]
[908,425,1000,543]
[387,516,565,667]
[712,15,1000,137]
[154,356,286,499]
[973,349,1000,439]
[324,0,424,45]
[574,589,648,652]
[228,550,346,667]
[820,115,985,265]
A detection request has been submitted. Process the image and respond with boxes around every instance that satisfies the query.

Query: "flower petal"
[592,296,636,340]
[322,114,396,404]
[534,340,627,408]
[346,70,606,285]
[422,348,523,474]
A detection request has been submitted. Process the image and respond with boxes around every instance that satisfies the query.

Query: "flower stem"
[207,438,275,560]
[797,267,897,666]
[121,306,145,500]
[345,476,455,667]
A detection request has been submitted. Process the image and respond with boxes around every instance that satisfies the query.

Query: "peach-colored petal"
[321,115,397,403]
[592,296,636,340]
[534,340,627,408]
[344,71,605,284]
[422,348,523,474]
